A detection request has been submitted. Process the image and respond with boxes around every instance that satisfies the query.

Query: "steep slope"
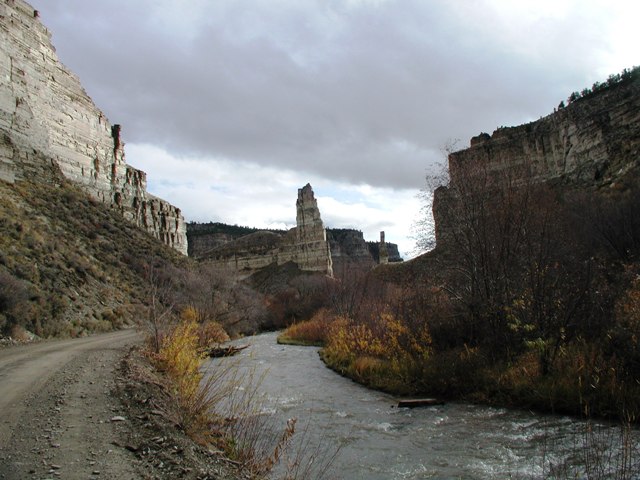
[0,156,187,337]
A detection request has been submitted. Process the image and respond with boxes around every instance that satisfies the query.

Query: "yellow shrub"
[280,308,334,345]
[180,305,199,323]
[158,317,204,408]
[353,356,385,377]
[323,312,433,387]
[178,306,230,349]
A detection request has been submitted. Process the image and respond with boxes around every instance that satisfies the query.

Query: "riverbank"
[115,344,242,479]
[279,319,640,422]
[216,331,640,479]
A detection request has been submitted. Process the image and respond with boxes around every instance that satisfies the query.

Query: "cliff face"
[434,74,640,247]
[201,184,333,275]
[0,0,187,254]
[189,220,403,275]
[448,76,640,188]
[327,229,375,274]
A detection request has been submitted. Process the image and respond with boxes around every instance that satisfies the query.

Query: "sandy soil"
[0,330,240,480]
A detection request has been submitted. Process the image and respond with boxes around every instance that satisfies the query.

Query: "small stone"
[110,416,126,422]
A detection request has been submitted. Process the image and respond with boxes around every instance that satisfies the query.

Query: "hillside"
[0,156,187,338]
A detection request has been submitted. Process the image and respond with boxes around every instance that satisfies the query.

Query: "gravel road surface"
[0,330,141,480]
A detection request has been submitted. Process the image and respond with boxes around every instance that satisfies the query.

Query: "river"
[205,332,635,479]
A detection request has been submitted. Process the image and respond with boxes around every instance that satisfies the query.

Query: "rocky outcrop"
[434,72,640,248]
[366,238,402,264]
[186,223,273,258]
[191,220,404,275]
[0,0,187,254]
[326,229,376,274]
[201,184,333,275]
[378,231,389,264]
[323,228,403,272]
[287,183,334,274]
[448,74,640,189]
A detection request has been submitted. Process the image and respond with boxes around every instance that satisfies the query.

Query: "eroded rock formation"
[200,184,333,275]
[0,0,187,254]
[326,229,376,274]
[432,72,640,250]
[378,231,389,264]
[190,220,404,275]
[449,75,639,188]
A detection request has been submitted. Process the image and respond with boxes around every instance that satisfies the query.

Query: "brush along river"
[205,332,638,479]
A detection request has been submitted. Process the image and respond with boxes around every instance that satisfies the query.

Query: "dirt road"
[0,329,141,480]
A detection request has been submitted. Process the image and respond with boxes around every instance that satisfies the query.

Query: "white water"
[205,332,637,479]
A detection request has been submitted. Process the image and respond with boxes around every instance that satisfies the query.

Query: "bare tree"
[143,258,176,353]
[411,141,455,254]
[426,153,603,368]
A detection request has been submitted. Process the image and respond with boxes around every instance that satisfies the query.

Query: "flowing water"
[205,332,636,479]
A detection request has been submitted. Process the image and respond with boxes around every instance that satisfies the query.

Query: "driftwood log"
[205,344,249,358]
[397,398,444,408]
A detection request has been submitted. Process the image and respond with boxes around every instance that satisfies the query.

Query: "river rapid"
[205,332,634,479]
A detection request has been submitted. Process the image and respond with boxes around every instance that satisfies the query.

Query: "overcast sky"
[29,0,639,258]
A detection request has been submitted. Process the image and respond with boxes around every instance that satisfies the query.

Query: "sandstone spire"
[293,183,333,276]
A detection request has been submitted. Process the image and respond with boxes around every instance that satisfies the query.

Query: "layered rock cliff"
[189,220,402,274]
[200,184,333,275]
[326,229,375,274]
[325,229,402,274]
[434,71,640,247]
[0,0,187,254]
[449,73,640,188]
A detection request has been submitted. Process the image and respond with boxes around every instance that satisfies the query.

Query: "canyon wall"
[200,184,333,275]
[326,229,376,274]
[0,0,187,254]
[434,73,640,247]
[448,74,640,188]
[189,218,403,275]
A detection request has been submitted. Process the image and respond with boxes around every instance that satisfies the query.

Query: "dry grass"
[353,355,386,378]
[278,308,334,346]
[0,175,185,338]
[154,316,212,440]
[148,316,332,477]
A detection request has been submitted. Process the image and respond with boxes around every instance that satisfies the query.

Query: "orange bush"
[279,308,335,345]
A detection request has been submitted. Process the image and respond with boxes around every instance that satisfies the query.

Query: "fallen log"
[205,344,249,358]
[397,398,444,408]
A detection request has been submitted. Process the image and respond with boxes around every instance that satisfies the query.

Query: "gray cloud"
[31,0,626,189]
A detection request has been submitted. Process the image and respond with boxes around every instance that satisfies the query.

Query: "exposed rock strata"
[366,238,402,264]
[450,76,640,188]
[326,229,376,274]
[434,74,640,247]
[201,184,333,275]
[0,0,187,254]
[189,222,403,274]
[378,231,389,264]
